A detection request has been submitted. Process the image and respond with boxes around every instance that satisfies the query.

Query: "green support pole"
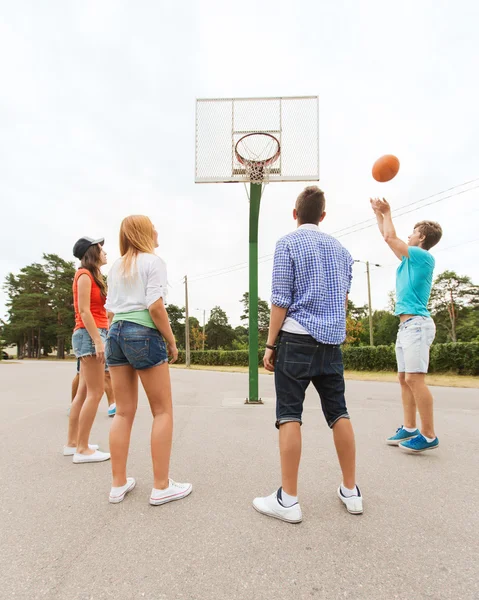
[247,182,263,404]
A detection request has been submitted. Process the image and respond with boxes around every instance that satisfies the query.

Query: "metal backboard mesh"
[195,96,319,183]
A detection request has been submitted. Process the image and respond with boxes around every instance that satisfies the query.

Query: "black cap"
[73,237,105,260]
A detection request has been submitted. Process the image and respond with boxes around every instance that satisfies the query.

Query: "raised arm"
[370,197,409,261]
[370,198,385,236]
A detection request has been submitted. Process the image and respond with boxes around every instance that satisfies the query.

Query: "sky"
[1,0,478,329]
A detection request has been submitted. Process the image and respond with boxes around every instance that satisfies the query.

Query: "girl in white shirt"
[105,215,192,505]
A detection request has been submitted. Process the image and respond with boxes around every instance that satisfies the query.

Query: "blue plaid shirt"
[271,224,353,345]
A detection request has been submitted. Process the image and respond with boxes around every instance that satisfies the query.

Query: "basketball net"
[235,133,281,186]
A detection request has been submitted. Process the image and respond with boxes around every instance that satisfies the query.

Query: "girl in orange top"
[65,237,111,464]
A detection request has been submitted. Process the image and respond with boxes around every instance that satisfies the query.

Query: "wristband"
[265,344,277,351]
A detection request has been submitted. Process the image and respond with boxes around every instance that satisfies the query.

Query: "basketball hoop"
[194,96,319,403]
[234,132,281,184]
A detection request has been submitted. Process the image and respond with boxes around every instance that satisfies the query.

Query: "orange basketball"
[372,154,400,182]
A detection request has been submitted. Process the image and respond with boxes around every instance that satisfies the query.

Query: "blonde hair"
[119,215,156,275]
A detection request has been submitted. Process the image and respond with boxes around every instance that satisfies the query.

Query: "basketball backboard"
[195,96,319,184]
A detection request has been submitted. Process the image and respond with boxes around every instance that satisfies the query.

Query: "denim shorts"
[106,321,168,370]
[72,328,108,358]
[274,332,350,429]
[396,316,436,374]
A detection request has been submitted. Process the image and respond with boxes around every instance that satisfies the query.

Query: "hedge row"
[176,342,479,375]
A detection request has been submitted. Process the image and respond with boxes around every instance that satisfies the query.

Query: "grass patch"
[170,364,479,388]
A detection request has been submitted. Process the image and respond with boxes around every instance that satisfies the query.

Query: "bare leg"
[66,372,87,447]
[76,356,105,454]
[109,366,138,487]
[405,373,435,438]
[332,418,356,490]
[138,363,173,490]
[279,422,302,497]
[71,373,80,403]
[104,371,115,407]
[398,372,417,428]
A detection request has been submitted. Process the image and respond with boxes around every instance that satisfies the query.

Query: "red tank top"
[73,269,109,331]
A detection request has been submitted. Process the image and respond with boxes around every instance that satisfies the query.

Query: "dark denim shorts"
[274,332,350,429]
[106,321,168,370]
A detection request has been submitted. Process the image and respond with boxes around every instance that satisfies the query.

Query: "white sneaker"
[73,450,111,464]
[63,444,99,456]
[337,485,363,514]
[253,489,303,524]
[149,479,192,506]
[109,477,136,504]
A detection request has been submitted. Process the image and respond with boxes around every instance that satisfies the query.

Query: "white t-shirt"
[105,253,168,314]
[281,317,310,335]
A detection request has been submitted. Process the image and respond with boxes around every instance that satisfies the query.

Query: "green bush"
[176,343,479,376]
[429,342,479,375]
[177,349,261,367]
[342,345,397,372]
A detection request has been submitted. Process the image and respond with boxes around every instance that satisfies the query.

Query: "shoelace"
[170,479,185,489]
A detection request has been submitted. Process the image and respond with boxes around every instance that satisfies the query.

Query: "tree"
[166,304,186,348]
[348,299,398,346]
[43,254,76,358]
[240,292,270,331]
[372,310,399,345]
[205,306,235,349]
[240,292,270,346]
[3,254,76,358]
[3,263,50,358]
[232,325,248,350]
[387,290,396,313]
[345,315,363,346]
[190,324,206,351]
[429,271,479,342]
[347,299,368,321]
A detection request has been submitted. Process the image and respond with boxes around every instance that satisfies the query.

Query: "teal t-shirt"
[395,246,435,317]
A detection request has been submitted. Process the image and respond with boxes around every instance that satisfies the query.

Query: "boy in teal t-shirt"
[371,198,442,454]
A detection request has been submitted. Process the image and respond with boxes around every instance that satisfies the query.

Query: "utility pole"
[184,276,190,368]
[354,260,381,346]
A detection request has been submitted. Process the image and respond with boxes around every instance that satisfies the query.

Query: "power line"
[174,179,479,285]
[334,184,479,239]
[435,237,479,253]
[331,178,479,235]
[375,237,479,272]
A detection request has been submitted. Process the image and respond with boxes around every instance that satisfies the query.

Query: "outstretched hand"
[370,197,391,215]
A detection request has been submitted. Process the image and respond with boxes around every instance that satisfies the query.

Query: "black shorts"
[274,332,350,429]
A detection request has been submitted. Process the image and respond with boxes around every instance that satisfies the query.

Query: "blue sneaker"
[399,434,439,453]
[108,403,116,417]
[386,426,420,446]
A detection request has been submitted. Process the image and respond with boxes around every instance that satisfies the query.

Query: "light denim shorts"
[395,316,436,373]
[72,328,108,359]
